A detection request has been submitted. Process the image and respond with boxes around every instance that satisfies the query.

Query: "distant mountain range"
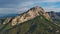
[47,11,60,23]
[0,14,20,18]
[56,12,60,17]
[0,6,60,34]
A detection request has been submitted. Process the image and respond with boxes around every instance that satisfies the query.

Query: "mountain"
[0,6,60,34]
[56,12,60,17]
[47,11,60,23]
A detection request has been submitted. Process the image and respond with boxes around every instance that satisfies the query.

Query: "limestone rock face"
[11,6,50,26]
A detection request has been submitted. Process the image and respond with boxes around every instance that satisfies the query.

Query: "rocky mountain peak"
[28,6,45,13]
[2,6,50,26]
[12,6,50,26]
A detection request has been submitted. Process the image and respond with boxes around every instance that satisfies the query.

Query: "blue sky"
[0,0,60,14]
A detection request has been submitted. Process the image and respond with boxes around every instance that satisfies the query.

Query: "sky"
[0,0,60,14]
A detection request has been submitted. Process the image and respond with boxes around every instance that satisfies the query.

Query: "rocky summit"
[0,6,60,34]
[11,6,50,26]
[1,6,50,26]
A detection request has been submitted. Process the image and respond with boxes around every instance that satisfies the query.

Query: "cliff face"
[11,6,50,26]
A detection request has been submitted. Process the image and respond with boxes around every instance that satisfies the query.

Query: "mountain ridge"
[1,6,50,26]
